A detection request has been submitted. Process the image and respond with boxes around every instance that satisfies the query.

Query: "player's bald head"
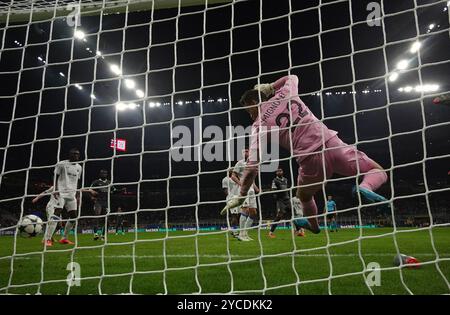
[68,148,80,162]
[99,169,108,179]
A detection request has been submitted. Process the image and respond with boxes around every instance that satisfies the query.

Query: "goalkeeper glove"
[254,83,275,98]
[220,196,245,216]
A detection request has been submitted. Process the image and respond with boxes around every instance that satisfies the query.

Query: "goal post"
[0,0,449,295]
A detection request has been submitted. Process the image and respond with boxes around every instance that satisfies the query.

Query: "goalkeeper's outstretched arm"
[220,165,258,215]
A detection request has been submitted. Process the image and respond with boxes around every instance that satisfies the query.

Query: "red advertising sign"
[110,138,127,152]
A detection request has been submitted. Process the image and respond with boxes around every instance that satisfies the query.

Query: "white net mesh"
[0,0,449,295]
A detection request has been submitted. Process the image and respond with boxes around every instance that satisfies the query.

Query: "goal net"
[0,0,449,295]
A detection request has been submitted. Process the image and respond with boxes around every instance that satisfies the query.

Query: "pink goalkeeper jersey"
[249,75,338,163]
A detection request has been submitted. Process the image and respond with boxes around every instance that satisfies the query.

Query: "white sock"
[64,221,74,239]
[239,214,247,237]
[46,216,59,241]
[245,216,254,238]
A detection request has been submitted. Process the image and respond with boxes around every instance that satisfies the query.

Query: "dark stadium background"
[0,0,449,229]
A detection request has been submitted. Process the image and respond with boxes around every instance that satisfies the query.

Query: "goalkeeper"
[222,75,388,234]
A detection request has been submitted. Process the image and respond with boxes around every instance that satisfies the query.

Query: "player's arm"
[75,167,83,203]
[32,186,54,204]
[220,160,258,214]
[271,179,279,199]
[271,179,278,191]
[221,108,266,213]
[230,172,241,187]
[221,178,229,196]
[252,183,260,194]
[271,75,299,100]
[240,122,268,198]
[81,188,98,197]
[54,165,61,198]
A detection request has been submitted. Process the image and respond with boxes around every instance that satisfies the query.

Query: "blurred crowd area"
[0,175,448,231]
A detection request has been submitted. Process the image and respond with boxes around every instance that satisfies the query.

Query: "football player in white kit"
[54,148,83,245]
[32,185,62,246]
[224,149,260,242]
[32,184,97,247]
[221,169,240,237]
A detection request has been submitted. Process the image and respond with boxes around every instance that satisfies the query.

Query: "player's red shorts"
[297,136,378,194]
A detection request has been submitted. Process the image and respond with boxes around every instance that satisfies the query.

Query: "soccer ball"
[18,215,44,237]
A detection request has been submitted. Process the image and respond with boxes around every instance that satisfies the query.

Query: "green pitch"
[1,227,449,295]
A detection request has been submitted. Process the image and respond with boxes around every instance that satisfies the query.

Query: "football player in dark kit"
[90,169,116,240]
[269,167,291,238]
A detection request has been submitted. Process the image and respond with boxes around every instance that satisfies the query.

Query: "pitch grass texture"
[1,228,449,295]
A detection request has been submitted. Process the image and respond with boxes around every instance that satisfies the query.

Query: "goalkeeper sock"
[245,216,254,238]
[64,221,74,239]
[300,198,320,234]
[360,169,387,192]
[239,214,247,237]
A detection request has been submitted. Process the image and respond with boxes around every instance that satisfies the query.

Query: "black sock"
[270,223,278,233]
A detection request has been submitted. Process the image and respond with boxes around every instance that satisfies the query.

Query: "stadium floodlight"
[156,102,161,107]
[410,41,421,54]
[124,79,136,89]
[404,86,413,93]
[177,101,184,106]
[149,102,155,108]
[116,102,127,111]
[74,30,85,40]
[398,87,404,92]
[37,56,43,62]
[428,23,435,30]
[96,50,102,56]
[90,94,96,99]
[110,64,122,75]
[128,102,137,109]
[217,98,223,102]
[75,84,82,90]
[396,60,409,70]
[59,72,65,77]
[415,84,439,92]
[135,89,144,98]
[389,72,399,82]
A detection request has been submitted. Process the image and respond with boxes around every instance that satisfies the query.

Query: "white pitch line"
[97,253,450,259]
[9,253,450,260]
